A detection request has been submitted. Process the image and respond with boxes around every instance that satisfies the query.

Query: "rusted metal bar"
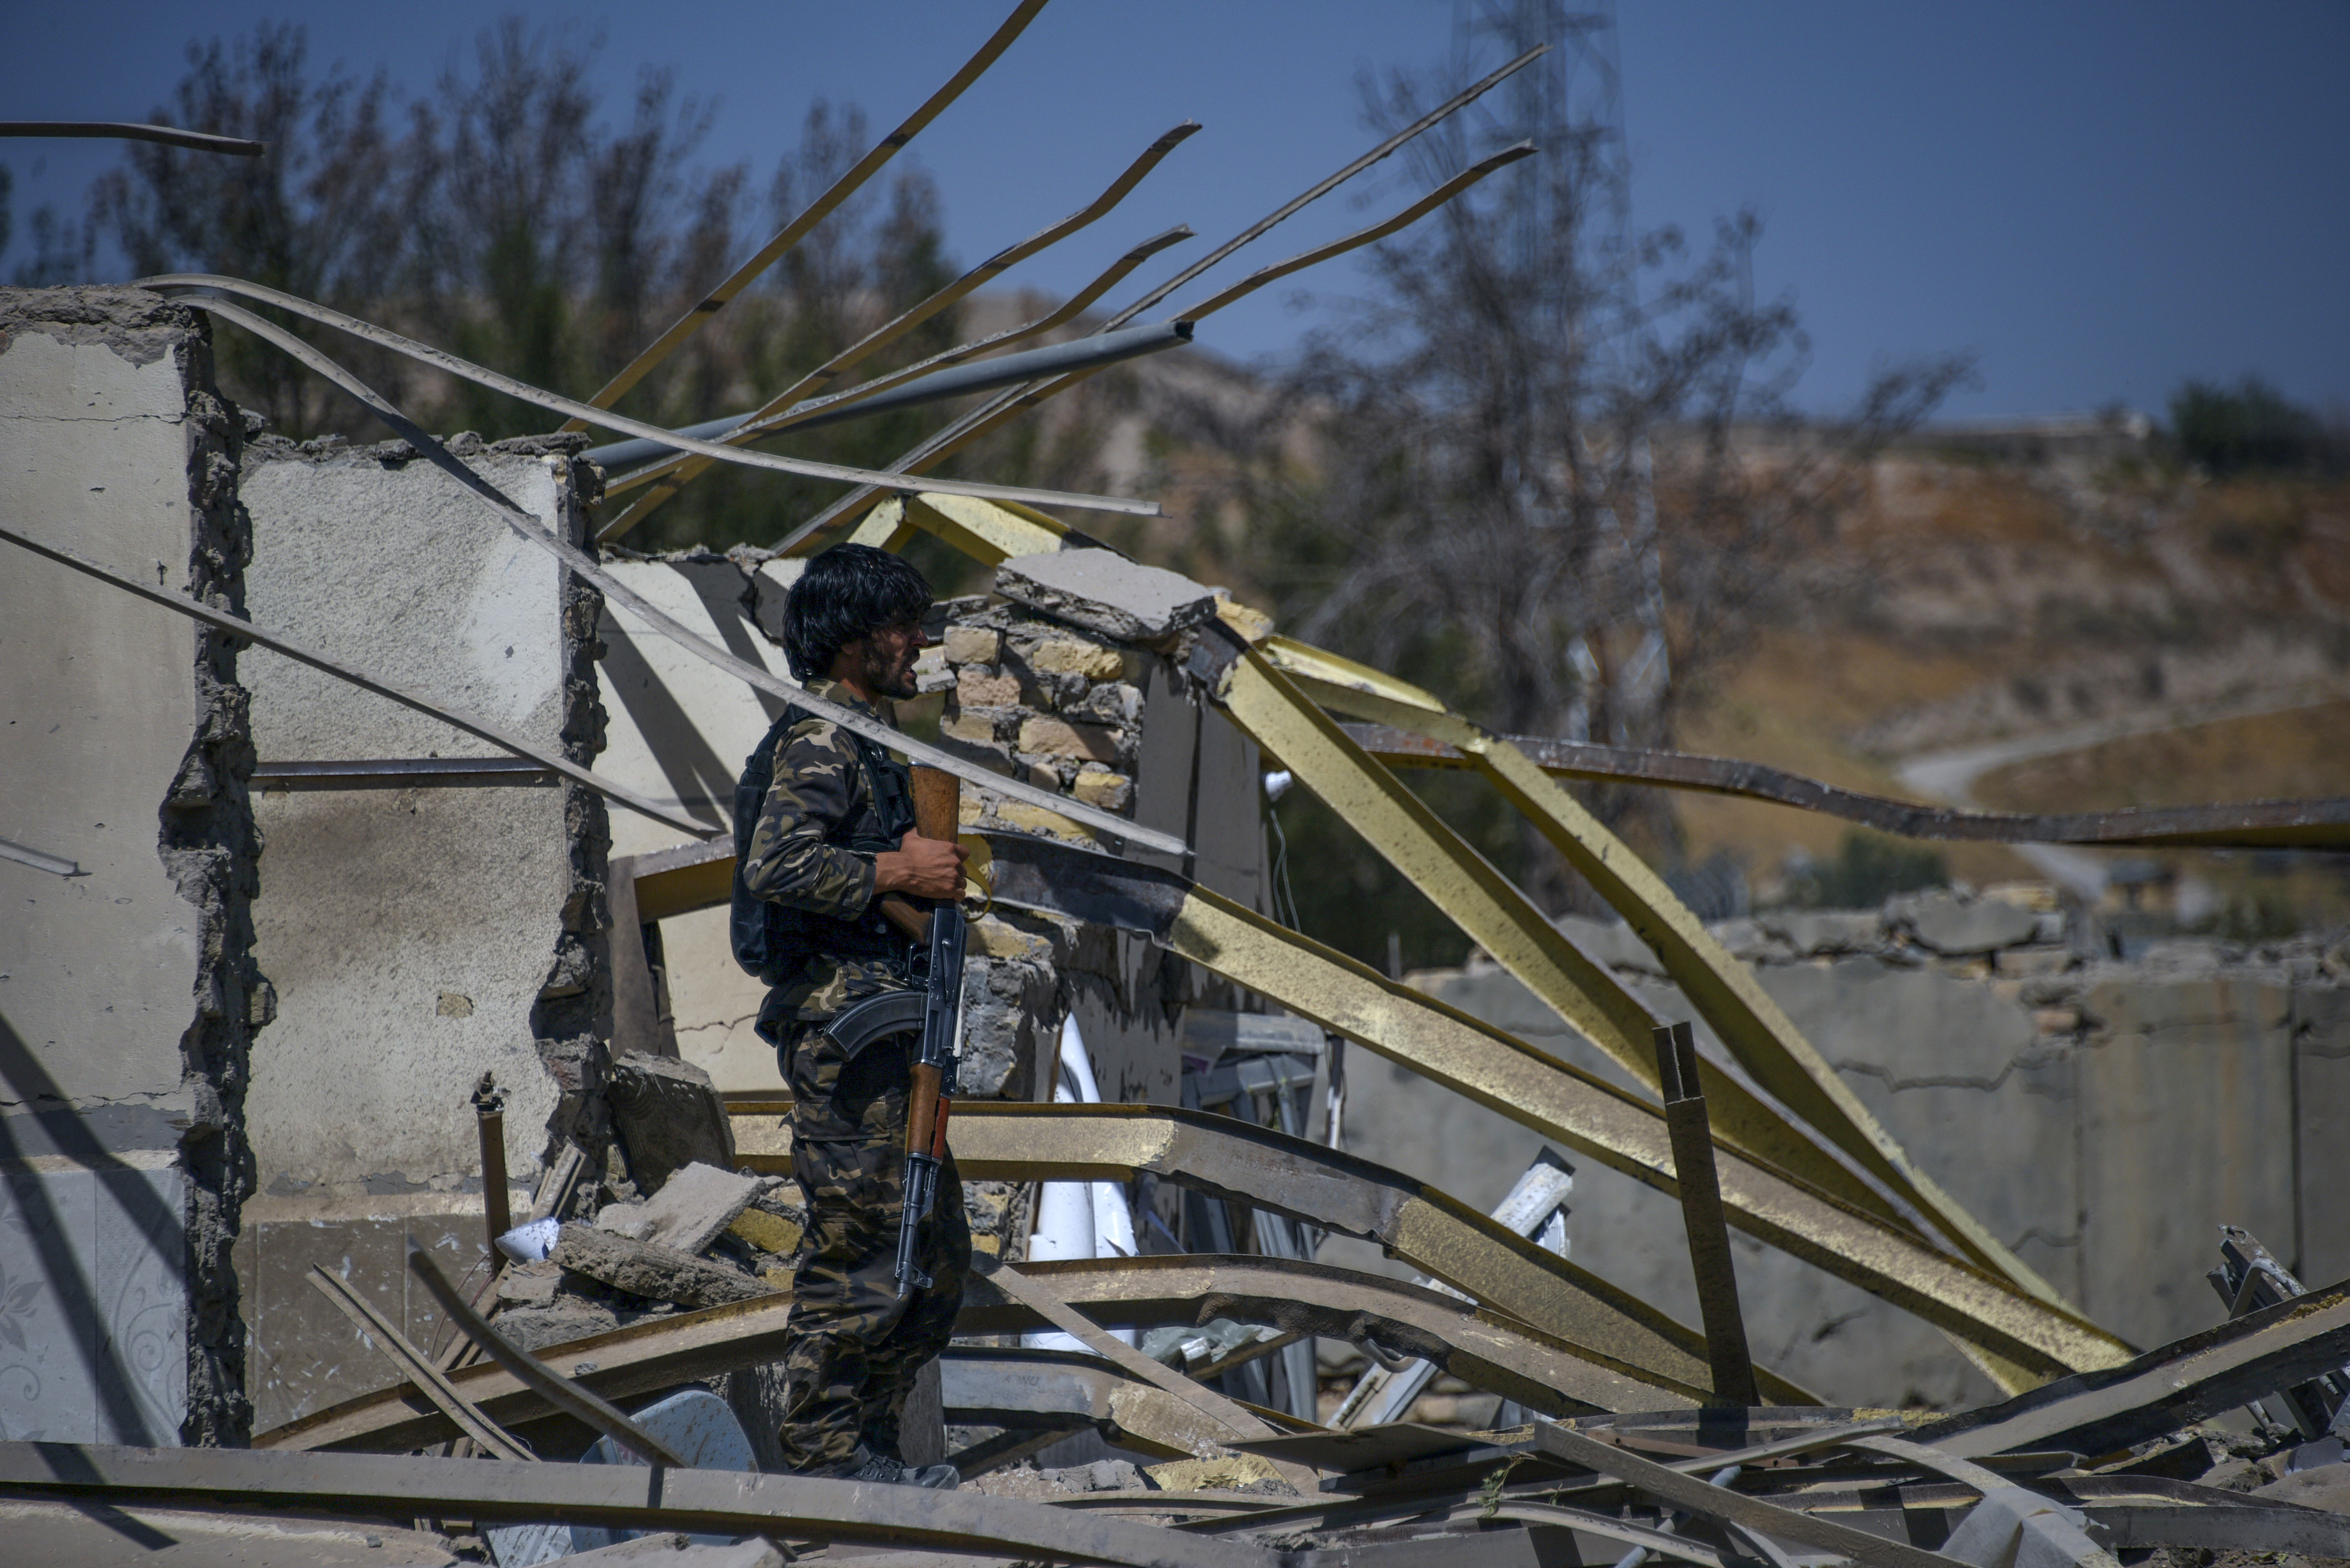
[1914,1272,2350,1458]
[303,1265,533,1462]
[0,121,264,155]
[957,1255,1708,1417]
[920,1100,1810,1403]
[1531,1422,1962,1568]
[0,1440,1275,1568]
[472,1074,512,1253]
[1342,722,2350,850]
[255,1292,798,1454]
[563,0,1050,423]
[146,276,1159,518]
[776,143,1531,556]
[251,757,554,788]
[595,113,1202,538]
[1655,1021,1760,1408]
[406,1240,688,1467]
[777,44,1552,550]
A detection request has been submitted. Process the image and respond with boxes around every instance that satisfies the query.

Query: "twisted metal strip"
[137,272,1156,518]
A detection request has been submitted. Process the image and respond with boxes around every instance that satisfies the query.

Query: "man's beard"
[863,640,920,701]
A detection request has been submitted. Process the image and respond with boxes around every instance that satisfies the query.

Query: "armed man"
[731,543,972,1488]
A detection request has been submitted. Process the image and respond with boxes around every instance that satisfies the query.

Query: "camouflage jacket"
[740,677,912,1021]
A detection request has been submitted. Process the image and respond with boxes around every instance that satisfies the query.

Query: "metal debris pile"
[10,1233,2350,1565]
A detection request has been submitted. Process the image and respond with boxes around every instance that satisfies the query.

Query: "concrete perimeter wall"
[234,433,612,1432]
[1330,890,2350,1410]
[0,288,262,1444]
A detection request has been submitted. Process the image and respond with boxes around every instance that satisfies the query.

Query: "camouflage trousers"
[773,1013,971,1474]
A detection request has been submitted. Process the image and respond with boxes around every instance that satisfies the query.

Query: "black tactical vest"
[729,702,917,986]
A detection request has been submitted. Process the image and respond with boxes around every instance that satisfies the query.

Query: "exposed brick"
[1019,716,1122,762]
[971,916,1050,961]
[943,626,1001,665]
[991,797,1095,842]
[943,712,1010,745]
[1070,770,1133,811]
[1024,636,1126,679]
[957,668,1022,707]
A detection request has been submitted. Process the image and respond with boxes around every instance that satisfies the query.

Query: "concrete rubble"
[6,271,2350,1565]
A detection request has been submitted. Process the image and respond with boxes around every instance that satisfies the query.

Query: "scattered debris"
[551,1226,775,1311]
[994,550,1222,646]
[596,1162,767,1255]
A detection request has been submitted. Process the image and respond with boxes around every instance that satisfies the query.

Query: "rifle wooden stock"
[876,765,964,940]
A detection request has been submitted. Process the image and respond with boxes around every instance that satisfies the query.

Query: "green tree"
[2168,375,2334,474]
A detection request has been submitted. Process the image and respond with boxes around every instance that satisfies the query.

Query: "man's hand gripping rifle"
[881,767,966,1297]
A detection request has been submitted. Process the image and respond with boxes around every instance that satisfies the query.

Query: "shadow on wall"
[0,1011,184,1445]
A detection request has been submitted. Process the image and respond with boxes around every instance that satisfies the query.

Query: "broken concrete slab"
[1888,889,2040,955]
[595,1162,763,1256]
[550,1225,773,1309]
[609,1054,734,1192]
[994,551,1220,645]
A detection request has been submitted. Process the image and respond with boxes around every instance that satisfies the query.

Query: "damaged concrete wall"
[232,433,610,1431]
[0,287,263,1445]
[593,550,798,1090]
[1330,887,2350,1409]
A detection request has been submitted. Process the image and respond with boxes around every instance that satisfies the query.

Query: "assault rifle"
[890,767,964,1297]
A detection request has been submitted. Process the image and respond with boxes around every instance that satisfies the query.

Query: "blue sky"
[5,1,2344,422]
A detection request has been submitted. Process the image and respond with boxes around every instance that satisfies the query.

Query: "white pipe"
[1022,1014,1136,1349]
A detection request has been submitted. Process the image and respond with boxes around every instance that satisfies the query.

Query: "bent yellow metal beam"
[1160,882,2128,1382]
[939,1101,1812,1405]
[1195,630,1925,1237]
[904,492,1066,561]
[1255,637,2072,1317]
[596,120,1200,542]
[563,0,1050,428]
[602,225,1196,500]
[775,140,1541,555]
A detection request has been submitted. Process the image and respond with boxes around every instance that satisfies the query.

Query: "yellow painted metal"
[561,0,1049,429]
[904,492,1065,562]
[1255,639,2072,1316]
[771,465,2098,1391]
[1207,640,1928,1235]
[595,119,1197,541]
[843,494,917,551]
[1160,883,2132,1380]
[941,1102,1812,1404]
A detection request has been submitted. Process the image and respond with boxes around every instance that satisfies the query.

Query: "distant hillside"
[1672,425,2350,930]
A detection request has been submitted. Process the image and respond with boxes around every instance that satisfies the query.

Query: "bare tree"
[89,24,404,430]
[72,19,969,560]
[1174,18,1969,926]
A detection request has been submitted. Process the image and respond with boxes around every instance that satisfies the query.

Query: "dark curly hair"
[780,543,933,681]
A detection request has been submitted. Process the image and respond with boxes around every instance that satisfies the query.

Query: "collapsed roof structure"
[5,6,2350,1563]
